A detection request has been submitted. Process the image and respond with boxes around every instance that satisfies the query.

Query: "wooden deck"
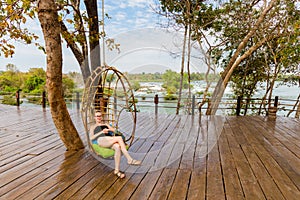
[0,104,299,200]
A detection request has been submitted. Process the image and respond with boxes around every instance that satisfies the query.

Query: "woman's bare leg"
[113,136,133,162]
[98,136,132,160]
[111,143,125,178]
[112,143,121,171]
[98,136,140,164]
[97,136,116,148]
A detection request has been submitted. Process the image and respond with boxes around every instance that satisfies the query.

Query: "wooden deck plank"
[0,104,299,199]
[13,150,93,199]
[35,153,100,199]
[226,118,266,199]
[241,117,300,199]
[247,117,300,189]
[0,147,76,199]
[148,168,177,200]
[68,165,114,199]
[0,143,65,189]
[179,116,202,171]
[205,116,226,200]
[155,115,200,200]
[186,116,209,200]
[277,117,300,137]
[54,163,106,199]
[252,117,300,155]
[113,115,187,199]
[232,118,285,199]
[0,136,62,174]
[206,142,225,200]
[240,144,285,199]
[168,169,191,200]
[138,117,195,199]
[218,122,245,200]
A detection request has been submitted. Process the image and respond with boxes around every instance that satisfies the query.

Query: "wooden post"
[42,91,46,108]
[268,96,278,119]
[114,96,117,117]
[16,90,20,107]
[76,92,80,110]
[192,95,195,116]
[274,96,278,107]
[236,96,241,116]
[154,94,159,115]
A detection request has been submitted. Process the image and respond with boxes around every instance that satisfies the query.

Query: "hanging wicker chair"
[81,65,137,158]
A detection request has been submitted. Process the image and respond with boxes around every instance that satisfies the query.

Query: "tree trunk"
[60,22,90,83]
[84,0,101,71]
[295,99,300,119]
[176,25,188,115]
[206,0,276,115]
[291,94,300,118]
[37,0,84,151]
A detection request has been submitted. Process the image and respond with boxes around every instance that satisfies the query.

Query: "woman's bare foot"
[128,159,141,165]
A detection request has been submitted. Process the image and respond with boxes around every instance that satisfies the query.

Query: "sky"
[0,0,208,74]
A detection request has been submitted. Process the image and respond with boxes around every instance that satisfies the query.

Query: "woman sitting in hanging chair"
[89,111,141,178]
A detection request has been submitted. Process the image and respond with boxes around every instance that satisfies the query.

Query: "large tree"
[159,0,299,116]
[37,0,84,150]
[59,0,101,82]
[0,0,106,149]
[159,0,208,114]
[205,0,299,114]
[0,0,104,82]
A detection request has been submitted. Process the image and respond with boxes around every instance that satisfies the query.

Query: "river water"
[1,81,299,116]
[134,81,299,116]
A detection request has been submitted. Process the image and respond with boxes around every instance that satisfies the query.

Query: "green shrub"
[1,95,22,106]
[164,94,178,100]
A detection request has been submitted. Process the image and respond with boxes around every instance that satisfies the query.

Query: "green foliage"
[67,71,84,88]
[0,65,76,98]
[159,0,213,29]
[208,0,300,99]
[0,0,38,57]
[0,64,23,92]
[164,93,178,100]
[127,73,164,82]
[127,71,210,83]
[231,49,267,99]
[27,96,42,104]
[23,75,45,93]
[162,70,190,94]
[131,81,141,91]
[62,75,75,97]
[1,95,21,105]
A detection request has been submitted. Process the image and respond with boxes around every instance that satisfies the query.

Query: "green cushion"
[92,144,129,159]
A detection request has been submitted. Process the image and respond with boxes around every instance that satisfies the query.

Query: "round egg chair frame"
[81,65,137,158]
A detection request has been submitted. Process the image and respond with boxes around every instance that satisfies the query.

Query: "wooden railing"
[2,91,299,117]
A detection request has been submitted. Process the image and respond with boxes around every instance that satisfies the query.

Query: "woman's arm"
[90,131,104,140]
[103,123,115,133]
[89,125,104,140]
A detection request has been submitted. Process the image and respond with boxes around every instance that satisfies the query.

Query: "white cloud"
[114,12,127,21]
[104,28,207,73]
[119,3,128,9]
[0,0,162,74]
[128,0,151,8]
